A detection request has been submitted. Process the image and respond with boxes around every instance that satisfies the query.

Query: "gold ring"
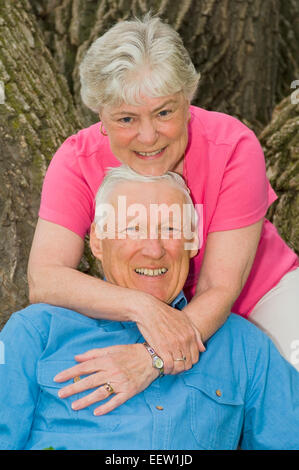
[104,382,114,395]
[174,356,187,361]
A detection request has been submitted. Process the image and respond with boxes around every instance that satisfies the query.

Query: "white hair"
[80,13,200,112]
[94,165,198,233]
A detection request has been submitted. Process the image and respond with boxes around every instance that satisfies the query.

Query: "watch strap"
[143,342,164,377]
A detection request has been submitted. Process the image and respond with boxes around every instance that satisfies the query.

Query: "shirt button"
[216,389,222,397]
[156,406,164,410]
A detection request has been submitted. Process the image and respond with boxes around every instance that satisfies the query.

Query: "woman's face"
[100,92,190,176]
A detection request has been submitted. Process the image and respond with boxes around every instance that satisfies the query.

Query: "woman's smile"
[133,146,167,160]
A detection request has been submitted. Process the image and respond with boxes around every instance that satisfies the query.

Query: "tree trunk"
[261,94,299,253]
[0,0,84,328]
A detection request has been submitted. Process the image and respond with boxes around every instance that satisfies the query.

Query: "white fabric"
[249,267,299,371]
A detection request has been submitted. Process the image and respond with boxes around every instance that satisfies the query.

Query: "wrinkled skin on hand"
[133,295,205,374]
[54,344,159,415]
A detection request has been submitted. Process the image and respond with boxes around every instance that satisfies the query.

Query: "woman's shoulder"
[190,105,255,146]
[56,122,108,160]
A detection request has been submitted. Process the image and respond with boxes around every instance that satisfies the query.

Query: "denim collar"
[170,289,188,311]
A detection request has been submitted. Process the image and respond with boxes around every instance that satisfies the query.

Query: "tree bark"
[30,0,299,133]
[261,94,299,253]
[0,0,84,328]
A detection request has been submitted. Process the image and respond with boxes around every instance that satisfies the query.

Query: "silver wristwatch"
[143,342,164,377]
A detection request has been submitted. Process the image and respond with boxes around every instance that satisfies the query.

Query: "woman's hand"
[130,291,206,375]
[54,344,158,416]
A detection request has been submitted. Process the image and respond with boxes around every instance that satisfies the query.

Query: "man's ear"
[90,222,104,262]
[186,229,199,259]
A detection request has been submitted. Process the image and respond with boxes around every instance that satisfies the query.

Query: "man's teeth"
[135,268,168,276]
[137,148,164,156]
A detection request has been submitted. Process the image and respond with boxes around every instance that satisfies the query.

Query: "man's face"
[90,180,198,304]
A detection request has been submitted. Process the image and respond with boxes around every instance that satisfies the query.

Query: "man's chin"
[125,279,170,303]
[132,284,176,304]
[138,287,169,303]
[104,275,175,304]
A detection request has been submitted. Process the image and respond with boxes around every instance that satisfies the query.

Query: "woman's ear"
[89,222,104,261]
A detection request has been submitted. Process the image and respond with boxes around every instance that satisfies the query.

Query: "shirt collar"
[170,290,188,310]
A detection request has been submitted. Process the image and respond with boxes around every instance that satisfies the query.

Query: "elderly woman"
[28,14,299,413]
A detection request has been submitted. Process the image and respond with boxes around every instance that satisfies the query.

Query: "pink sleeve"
[209,130,277,232]
[38,136,95,239]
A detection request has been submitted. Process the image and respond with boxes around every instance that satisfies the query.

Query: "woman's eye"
[120,116,133,124]
[158,109,171,118]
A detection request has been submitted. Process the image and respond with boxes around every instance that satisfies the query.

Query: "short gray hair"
[94,164,198,233]
[80,13,200,112]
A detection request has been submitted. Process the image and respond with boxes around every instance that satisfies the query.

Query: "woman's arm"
[183,219,264,340]
[28,218,204,374]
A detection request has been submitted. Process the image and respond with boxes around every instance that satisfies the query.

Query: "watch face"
[154,357,164,369]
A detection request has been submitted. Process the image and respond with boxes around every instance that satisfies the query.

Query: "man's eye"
[166,225,180,230]
[161,226,182,237]
[162,226,177,232]
[126,226,140,232]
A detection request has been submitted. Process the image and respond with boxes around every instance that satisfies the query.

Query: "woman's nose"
[137,119,158,145]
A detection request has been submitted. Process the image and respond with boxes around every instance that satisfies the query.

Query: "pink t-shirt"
[39,105,298,318]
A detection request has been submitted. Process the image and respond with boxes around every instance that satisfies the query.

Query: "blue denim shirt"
[0,294,298,450]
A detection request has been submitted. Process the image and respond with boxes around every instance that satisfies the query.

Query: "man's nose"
[140,238,166,259]
[137,119,158,145]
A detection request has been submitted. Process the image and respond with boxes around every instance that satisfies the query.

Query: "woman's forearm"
[184,221,264,342]
[29,264,236,344]
[183,286,237,343]
[28,264,204,374]
[28,265,140,322]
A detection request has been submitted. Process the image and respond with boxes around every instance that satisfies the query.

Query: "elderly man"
[0,166,299,450]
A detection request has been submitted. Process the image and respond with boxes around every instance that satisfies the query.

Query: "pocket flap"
[182,372,244,406]
[37,360,77,388]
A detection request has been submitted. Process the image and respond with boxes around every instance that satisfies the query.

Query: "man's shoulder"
[12,302,69,319]
[215,313,267,344]
[205,313,270,365]
[6,303,75,337]
[223,313,260,332]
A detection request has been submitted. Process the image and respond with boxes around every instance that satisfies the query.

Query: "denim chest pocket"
[182,372,244,450]
[36,360,120,432]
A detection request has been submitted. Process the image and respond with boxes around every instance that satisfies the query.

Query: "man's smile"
[134,267,168,277]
